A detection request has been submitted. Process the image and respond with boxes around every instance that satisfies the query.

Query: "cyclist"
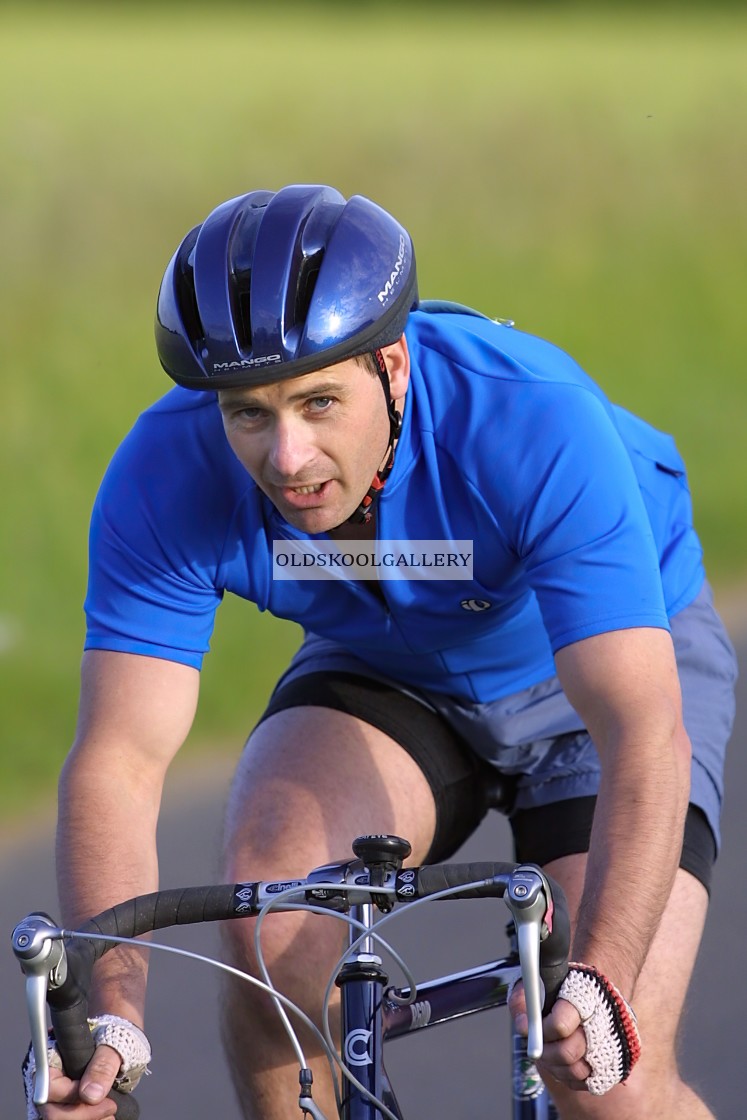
[32,185,736,1120]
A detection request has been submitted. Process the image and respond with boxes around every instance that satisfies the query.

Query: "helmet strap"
[374,347,403,446]
[348,349,401,526]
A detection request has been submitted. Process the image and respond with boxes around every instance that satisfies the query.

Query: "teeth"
[293,484,322,494]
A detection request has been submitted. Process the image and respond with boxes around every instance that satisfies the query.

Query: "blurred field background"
[1,1,745,820]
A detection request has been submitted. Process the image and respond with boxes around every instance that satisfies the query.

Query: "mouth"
[277,479,334,509]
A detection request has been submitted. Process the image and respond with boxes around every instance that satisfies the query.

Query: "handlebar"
[12,838,570,1117]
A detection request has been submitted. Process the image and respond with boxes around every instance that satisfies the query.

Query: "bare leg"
[219,706,438,1120]
[542,854,714,1119]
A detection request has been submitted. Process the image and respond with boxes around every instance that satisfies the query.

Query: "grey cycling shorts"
[266,581,737,850]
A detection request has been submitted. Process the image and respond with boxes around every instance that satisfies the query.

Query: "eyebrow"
[219,380,348,410]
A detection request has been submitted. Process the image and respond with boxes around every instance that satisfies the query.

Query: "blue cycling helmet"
[155,184,418,390]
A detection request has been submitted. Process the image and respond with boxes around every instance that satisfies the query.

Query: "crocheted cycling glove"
[558,964,642,1095]
[22,1015,151,1120]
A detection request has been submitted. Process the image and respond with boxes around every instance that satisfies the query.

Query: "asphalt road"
[2,633,744,1118]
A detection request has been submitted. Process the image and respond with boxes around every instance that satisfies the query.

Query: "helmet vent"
[234,272,253,352]
[294,251,323,331]
[175,230,205,351]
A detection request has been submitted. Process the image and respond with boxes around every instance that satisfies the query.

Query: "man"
[35,185,736,1119]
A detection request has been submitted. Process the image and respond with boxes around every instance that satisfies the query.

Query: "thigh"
[257,670,498,862]
[543,854,709,1114]
[222,704,438,883]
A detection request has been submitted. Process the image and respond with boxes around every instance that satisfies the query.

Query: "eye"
[219,404,265,431]
[308,396,333,413]
[225,404,265,425]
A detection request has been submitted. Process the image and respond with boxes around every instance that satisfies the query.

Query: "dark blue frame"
[336,924,559,1119]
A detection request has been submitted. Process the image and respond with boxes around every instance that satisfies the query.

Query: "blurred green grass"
[1,3,745,818]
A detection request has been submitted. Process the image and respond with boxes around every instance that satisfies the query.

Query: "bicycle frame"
[335,899,559,1120]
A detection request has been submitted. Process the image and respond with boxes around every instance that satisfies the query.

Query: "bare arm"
[56,649,200,1024]
[554,625,692,997]
[509,627,693,1092]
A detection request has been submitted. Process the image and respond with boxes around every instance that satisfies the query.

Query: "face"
[218,343,409,534]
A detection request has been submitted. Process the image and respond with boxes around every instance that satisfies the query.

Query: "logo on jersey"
[460,598,492,612]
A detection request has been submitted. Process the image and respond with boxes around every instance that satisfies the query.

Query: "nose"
[267,415,317,481]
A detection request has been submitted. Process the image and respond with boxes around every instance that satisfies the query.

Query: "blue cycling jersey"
[84,308,705,703]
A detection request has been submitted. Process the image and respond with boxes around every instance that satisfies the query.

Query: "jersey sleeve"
[84,410,231,669]
[489,381,671,652]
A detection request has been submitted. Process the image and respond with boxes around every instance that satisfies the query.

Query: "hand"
[509,983,591,1092]
[533,998,592,1091]
[37,1046,121,1120]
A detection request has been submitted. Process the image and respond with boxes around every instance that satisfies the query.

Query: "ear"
[381,335,410,401]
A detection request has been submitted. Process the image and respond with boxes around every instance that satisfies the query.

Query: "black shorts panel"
[511,798,716,894]
[259,671,503,862]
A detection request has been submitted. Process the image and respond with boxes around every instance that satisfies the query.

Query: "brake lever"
[11,913,67,1106]
[505,868,550,1061]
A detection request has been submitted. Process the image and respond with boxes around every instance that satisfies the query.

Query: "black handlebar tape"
[415,862,517,898]
[78,883,241,952]
[538,877,571,1013]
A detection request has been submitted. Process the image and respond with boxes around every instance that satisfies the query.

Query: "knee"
[551,1063,685,1120]
[222,907,314,983]
[221,906,345,1017]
